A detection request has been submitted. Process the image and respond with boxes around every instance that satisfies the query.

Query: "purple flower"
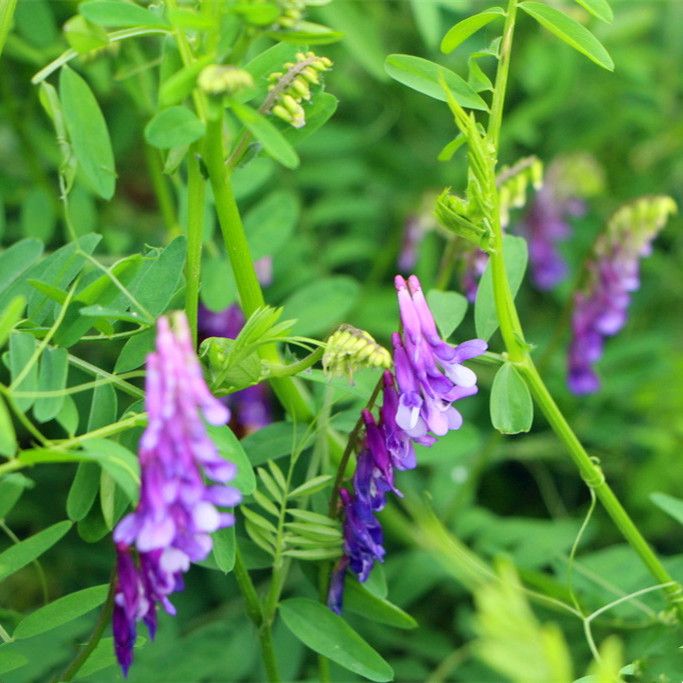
[379,370,418,470]
[518,184,585,291]
[567,196,675,395]
[112,312,241,676]
[393,275,486,438]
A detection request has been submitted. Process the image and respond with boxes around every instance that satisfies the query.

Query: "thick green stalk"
[52,577,115,683]
[233,546,282,682]
[483,0,683,621]
[203,117,313,420]
[520,362,683,619]
[185,144,206,346]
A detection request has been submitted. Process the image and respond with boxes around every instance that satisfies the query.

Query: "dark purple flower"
[327,556,349,615]
[567,196,675,395]
[340,488,385,582]
[393,275,486,438]
[112,312,240,675]
[460,247,489,303]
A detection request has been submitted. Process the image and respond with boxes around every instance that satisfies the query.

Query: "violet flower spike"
[392,274,487,440]
[112,311,241,676]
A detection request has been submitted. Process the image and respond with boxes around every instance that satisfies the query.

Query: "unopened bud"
[323,325,392,383]
[198,65,254,95]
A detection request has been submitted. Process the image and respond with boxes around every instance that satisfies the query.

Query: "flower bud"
[198,65,254,95]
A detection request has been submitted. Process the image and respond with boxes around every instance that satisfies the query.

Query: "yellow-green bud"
[323,325,392,383]
[290,76,311,100]
[198,65,254,95]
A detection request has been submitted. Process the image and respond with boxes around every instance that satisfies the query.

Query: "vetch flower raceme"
[112,312,241,676]
[567,196,676,394]
[394,275,487,438]
[328,274,485,614]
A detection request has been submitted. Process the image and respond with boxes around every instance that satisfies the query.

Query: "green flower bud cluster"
[605,195,676,256]
[497,156,544,228]
[198,65,254,96]
[434,189,495,253]
[550,153,604,201]
[323,325,392,383]
[266,51,332,129]
[276,0,306,29]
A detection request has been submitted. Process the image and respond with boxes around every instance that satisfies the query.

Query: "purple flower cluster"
[328,275,486,613]
[112,312,241,676]
[517,181,586,291]
[198,303,272,436]
[567,198,674,395]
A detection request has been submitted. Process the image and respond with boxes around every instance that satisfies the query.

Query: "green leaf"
[280,92,338,148]
[88,381,117,432]
[63,15,110,54]
[0,296,26,351]
[490,363,533,434]
[244,191,299,260]
[279,598,394,681]
[79,305,150,325]
[0,239,43,296]
[129,236,187,317]
[33,346,68,423]
[409,0,441,49]
[114,326,155,373]
[67,461,100,521]
[0,649,27,676]
[475,234,528,341]
[145,106,206,149]
[440,8,506,54]
[242,506,277,534]
[282,276,360,336]
[78,636,145,677]
[82,439,139,505]
[0,520,71,582]
[0,0,19,61]
[229,99,299,169]
[651,492,683,526]
[384,54,488,110]
[242,422,309,467]
[288,474,333,499]
[426,289,468,339]
[80,0,168,27]
[14,584,109,639]
[211,525,235,573]
[286,509,339,527]
[0,395,16,457]
[9,331,38,412]
[344,577,418,629]
[56,395,79,436]
[0,475,27,518]
[267,21,344,46]
[26,233,101,326]
[519,2,614,70]
[54,254,143,347]
[206,424,256,495]
[59,65,116,199]
[572,0,613,23]
[232,2,280,26]
[316,3,386,80]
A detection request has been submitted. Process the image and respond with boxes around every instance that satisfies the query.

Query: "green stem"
[487,0,518,150]
[185,144,206,347]
[233,546,281,682]
[203,117,313,420]
[52,576,115,683]
[520,361,683,620]
[483,0,683,622]
[145,145,179,237]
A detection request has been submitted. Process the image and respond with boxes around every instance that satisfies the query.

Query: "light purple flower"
[393,275,486,438]
[567,197,675,395]
[112,312,240,676]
